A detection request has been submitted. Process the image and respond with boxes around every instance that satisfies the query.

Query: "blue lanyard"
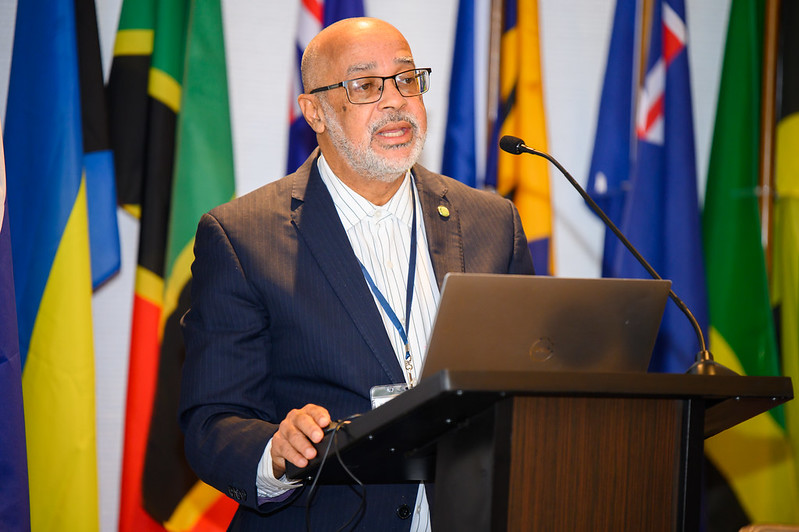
[358,182,418,384]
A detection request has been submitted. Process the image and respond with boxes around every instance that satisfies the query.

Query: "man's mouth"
[374,121,414,144]
[377,126,409,138]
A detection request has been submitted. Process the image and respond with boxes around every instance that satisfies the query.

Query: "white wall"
[0,0,730,529]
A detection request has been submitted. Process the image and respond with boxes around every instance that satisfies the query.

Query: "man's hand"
[270,404,331,478]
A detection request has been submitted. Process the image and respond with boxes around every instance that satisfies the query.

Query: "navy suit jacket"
[179,152,535,530]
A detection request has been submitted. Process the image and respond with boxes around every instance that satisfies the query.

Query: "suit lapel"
[413,166,465,289]
[290,155,404,383]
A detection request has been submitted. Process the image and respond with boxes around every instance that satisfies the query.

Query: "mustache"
[369,112,420,136]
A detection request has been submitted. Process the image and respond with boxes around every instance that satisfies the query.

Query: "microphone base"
[686,350,739,376]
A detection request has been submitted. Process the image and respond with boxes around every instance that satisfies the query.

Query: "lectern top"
[286,370,793,483]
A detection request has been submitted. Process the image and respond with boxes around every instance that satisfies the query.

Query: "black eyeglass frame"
[308,67,432,104]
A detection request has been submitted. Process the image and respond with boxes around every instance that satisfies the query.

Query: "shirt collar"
[317,154,415,231]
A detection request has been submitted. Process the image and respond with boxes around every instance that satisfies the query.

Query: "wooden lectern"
[287,370,793,531]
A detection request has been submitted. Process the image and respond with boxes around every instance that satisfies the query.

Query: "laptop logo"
[529,337,555,362]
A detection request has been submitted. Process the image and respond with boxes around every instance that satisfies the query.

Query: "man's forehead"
[345,56,415,76]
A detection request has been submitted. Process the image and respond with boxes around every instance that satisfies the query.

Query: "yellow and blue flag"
[444,0,555,274]
[3,0,114,528]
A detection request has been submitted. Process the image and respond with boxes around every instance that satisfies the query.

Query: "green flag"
[140,0,237,527]
[702,0,799,525]
[113,0,237,529]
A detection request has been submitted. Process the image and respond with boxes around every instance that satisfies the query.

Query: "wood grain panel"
[506,396,684,531]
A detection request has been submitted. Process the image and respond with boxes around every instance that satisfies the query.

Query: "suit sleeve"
[179,212,300,512]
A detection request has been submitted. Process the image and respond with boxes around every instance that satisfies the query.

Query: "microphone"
[499,135,734,376]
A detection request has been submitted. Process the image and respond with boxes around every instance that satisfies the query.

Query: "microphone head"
[499,135,525,155]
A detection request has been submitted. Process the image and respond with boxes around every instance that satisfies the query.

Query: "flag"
[491,0,554,274]
[586,0,639,277]
[771,0,799,509]
[590,0,708,373]
[111,0,179,528]
[441,0,491,189]
[0,123,31,532]
[112,0,238,529]
[4,0,100,529]
[702,0,799,527]
[285,0,365,173]
[444,0,554,274]
[75,0,121,288]
[143,0,237,526]
[106,0,155,216]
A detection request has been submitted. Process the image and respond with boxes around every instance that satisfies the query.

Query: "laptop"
[419,273,671,378]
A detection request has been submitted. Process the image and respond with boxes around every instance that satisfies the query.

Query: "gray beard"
[320,99,426,183]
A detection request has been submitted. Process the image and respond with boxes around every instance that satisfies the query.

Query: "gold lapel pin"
[437,205,450,219]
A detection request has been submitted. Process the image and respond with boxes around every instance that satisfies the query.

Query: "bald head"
[295,17,428,202]
[300,18,412,94]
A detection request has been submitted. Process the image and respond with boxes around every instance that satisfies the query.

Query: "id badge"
[370,383,409,409]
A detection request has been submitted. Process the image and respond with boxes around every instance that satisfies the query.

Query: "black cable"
[304,414,365,532]
[333,424,366,531]
[304,425,338,532]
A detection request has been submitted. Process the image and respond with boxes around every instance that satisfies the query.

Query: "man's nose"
[378,77,408,109]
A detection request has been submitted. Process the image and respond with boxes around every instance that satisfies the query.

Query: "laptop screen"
[420,273,671,379]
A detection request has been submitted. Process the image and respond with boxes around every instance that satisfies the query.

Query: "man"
[179,17,534,531]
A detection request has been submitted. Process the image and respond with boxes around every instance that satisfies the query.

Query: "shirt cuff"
[256,437,301,499]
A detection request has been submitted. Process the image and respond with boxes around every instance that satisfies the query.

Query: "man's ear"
[298,94,326,134]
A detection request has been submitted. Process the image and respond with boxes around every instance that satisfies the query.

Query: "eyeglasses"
[309,68,432,104]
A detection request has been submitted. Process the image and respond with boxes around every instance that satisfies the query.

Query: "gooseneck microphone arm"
[499,135,732,375]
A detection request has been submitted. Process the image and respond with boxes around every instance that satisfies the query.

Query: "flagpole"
[486,0,503,166]
[637,0,653,88]
[759,0,780,272]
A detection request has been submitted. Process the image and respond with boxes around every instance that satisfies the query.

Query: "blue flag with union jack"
[588,0,708,373]
[286,0,366,174]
